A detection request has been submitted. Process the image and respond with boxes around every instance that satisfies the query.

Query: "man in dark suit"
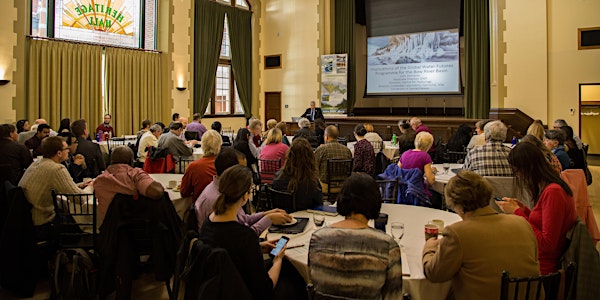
[71,119,106,178]
[301,101,324,121]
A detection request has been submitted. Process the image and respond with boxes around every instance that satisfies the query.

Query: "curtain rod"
[26,35,162,54]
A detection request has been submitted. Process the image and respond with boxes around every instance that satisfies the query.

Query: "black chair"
[107,137,126,159]
[500,262,576,300]
[446,150,468,164]
[178,158,194,174]
[369,140,383,153]
[51,190,97,251]
[389,156,400,165]
[376,179,398,203]
[267,186,296,213]
[337,137,348,146]
[324,159,353,202]
[259,158,282,184]
[184,130,199,141]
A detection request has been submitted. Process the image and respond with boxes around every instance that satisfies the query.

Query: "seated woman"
[521,134,562,174]
[497,142,577,275]
[399,132,436,195]
[309,173,402,299]
[293,117,318,147]
[560,125,586,169]
[423,171,541,299]
[198,165,284,299]
[397,119,416,154]
[272,138,322,212]
[446,123,472,152]
[352,124,375,176]
[543,129,570,170]
[363,123,385,153]
[259,128,289,168]
[526,120,545,141]
[234,127,259,170]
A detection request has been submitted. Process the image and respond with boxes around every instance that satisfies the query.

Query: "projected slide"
[367,29,460,95]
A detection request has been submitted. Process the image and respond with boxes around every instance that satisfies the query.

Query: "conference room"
[1,0,600,299]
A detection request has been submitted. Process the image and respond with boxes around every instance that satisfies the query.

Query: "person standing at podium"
[301,101,324,122]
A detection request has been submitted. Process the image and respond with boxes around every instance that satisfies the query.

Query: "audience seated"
[496,142,577,275]
[363,123,385,153]
[397,119,416,154]
[0,124,33,185]
[95,114,115,138]
[180,130,222,201]
[553,119,583,150]
[93,146,164,221]
[560,125,586,169]
[136,119,152,141]
[197,164,286,299]
[521,134,562,174]
[25,124,50,158]
[195,148,291,234]
[18,119,47,144]
[186,113,208,140]
[16,119,30,133]
[57,118,71,134]
[260,128,289,166]
[466,119,490,149]
[211,121,231,147]
[272,138,323,212]
[234,128,259,171]
[314,118,326,146]
[18,136,89,240]
[446,123,472,152]
[293,118,318,147]
[544,129,570,170]
[399,132,436,198]
[58,132,87,183]
[314,125,353,193]
[423,171,540,298]
[309,173,402,299]
[157,122,194,161]
[72,119,106,178]
[526,120,545,141]
[463,120,513,176]
[248,118,263,148]
[352,124,375,176]
[275,121,291,147]
[137,124,163,163]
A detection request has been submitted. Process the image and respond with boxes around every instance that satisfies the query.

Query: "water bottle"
[511,136,517,146]
[96,132,101,142]
[392,133,397,146]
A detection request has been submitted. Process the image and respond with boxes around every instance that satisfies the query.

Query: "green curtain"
[226,7,253,118]
[334,0,356,114]
[463,0,490,119]
[193,0,226,116]
[104,47,163,136]
[27,39,103,129]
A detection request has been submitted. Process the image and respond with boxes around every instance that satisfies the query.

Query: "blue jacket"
[378,164,430,206]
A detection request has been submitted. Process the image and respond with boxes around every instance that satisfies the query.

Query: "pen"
[286,243,305,249]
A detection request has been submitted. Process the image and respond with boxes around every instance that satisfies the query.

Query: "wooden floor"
[3,164,600,300]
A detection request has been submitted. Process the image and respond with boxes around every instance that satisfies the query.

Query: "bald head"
[110,145,134,165]
[34,119,47,125]
[324,125,339,141]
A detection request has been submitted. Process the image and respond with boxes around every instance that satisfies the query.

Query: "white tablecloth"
[347,141,399,160]
[431,163,463,194]
[149,173,192,219]
[266,204,461,300]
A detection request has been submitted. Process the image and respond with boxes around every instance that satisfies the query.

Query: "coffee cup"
[168,180,177,189]
[375,213,388,232]
[429,219,445,231]
[425,224,439,241]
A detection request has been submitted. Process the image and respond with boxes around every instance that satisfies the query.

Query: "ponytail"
[212,165,252,215]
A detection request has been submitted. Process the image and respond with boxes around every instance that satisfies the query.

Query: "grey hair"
[298,117,311,128]
[484,120,507,142]
[553,119,568,128]
[149,124,163,133]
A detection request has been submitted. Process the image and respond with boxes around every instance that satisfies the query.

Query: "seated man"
[211,121,231,147]
[0,123,33,185]
[185,113,208,140]
[466,119,490,149]
[72,119,106,178]
[95,114,115,138]
[25,123,50,157]
[314,125,352,193]
[58,132,87,183]
[195,148,292,234]
[157,122,195,161]
[93,146,164,221]
[18,136,89,239]
[138,124,163,163]
[463,120,513,176]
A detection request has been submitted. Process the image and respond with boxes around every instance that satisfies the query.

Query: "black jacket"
[301,107,324,121]
[75,137,106,178]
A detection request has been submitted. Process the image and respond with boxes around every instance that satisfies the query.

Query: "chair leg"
[165,279,172,299]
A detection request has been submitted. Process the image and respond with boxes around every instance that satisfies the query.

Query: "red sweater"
[180,156,217,201]
[515,183,577,274]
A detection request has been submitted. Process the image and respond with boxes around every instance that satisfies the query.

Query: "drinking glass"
[313,214,325,228]
[443,163,450,174]
[391,222,405,245]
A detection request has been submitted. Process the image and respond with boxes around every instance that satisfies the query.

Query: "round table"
[148,173,192,219]
[266,204,461,300]
[347,141,399,160]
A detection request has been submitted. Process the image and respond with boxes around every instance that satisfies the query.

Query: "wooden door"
[265,92,282,122]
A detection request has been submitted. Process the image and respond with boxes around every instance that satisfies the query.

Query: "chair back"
[370,141,383,153]
[325,159,353,201]
[107,137,126,158]
[178,158,194,174]
[259,158,282,184]
[500,266,569,300]
[184,131,199,141]
[337,137,348,146]
[51,190,97,250]
[376,180,398,203]
[267,186,296,213]
[445,150,468,164]
[484,176,532,212]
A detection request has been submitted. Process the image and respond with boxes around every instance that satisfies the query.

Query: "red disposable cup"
[424,224,439,241]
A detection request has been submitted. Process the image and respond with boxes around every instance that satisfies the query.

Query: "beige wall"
[0,0,19,123]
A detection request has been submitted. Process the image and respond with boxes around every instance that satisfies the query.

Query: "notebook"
[268,217,309,234]
[307,205,338,216]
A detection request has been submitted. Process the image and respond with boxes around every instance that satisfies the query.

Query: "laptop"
[184,131,199,141]
[268,217,309,234]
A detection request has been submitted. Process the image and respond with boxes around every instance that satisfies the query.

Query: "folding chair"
[106,137,126,160]
[259,158,282,184]
[177,158,194,174]
[500,262,575,300]
[51,190,97,251]
[324,159,353,202]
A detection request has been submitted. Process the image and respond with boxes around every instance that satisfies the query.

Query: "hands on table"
[264,208,293,225]
[495,197,525,214]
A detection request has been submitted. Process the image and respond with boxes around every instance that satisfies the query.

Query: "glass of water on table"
[390,222,404,247]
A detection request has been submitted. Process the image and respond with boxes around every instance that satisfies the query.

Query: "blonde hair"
[414,132,434,151]
[266,119,278,130]
[364,123,375,132]
[201,129,222,156]
[265,128,283,145]
[526,122,545,141]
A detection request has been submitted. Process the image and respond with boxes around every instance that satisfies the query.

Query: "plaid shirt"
[314,140,353,182]
[463,141,513,176]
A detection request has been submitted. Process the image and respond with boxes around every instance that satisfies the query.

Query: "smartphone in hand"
[494,196,505,202]
[270,236,289,257]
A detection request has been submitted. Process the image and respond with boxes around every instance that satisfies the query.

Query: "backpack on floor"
[50,248,96,300]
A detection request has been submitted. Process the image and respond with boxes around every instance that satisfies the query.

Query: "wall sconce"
[0,80,9,85]
[176,86,187,91]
